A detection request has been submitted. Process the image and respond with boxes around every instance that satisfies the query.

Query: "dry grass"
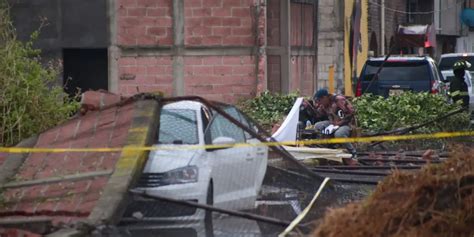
[312,146,474,237]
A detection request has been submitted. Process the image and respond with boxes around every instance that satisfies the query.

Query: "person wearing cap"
[313,89,357,159]
[450,60,470,108]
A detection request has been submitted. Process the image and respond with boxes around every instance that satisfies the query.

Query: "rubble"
[312,147,474,237]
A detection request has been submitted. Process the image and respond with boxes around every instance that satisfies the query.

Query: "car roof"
[368,56,434,62]
[440,53,474,58]
[162,100,204,111]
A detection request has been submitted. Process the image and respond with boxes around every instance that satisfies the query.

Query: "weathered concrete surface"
[0,135,38,185]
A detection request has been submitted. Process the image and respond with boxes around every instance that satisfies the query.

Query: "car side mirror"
[208,136,236,151]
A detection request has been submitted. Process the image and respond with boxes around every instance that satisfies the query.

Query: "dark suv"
[356,56,442,97]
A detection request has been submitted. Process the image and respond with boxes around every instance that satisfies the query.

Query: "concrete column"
[280,0,291,93]
[172,0,185,96]
[107,0,119,93]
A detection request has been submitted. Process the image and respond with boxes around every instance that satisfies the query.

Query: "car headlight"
[162,166,198,185]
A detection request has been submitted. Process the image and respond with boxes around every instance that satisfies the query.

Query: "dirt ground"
[312,146,474,237]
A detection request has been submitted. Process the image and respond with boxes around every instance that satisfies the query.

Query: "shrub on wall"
[0,5,79,146]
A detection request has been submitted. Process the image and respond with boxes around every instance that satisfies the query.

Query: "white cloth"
[322,125,339,135]
[271,97,304,142]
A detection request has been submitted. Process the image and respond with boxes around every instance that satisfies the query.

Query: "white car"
[439,53,474,111]
[135,101,268,220]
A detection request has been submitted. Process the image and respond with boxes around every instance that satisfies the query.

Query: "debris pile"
[312,147,474,237]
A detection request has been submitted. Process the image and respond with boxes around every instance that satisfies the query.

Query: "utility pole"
[381,0,385,55]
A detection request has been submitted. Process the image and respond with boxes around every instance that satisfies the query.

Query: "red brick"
[202,56,223,65]
[120,17,140,27]
[233,65,255,75]
[185,0,202,8]
[35,201,58,213]
[137,36,157,45]
[212,27,231,36]
[232,8,251,17]
[214,65,233,75]
[54,195,81,212]
[222,36,242,45]
[211,85,231,94]
[155,76,173,83]
[202,17,222,26]
[193,8,212,17]
[185,76,219,85]
[212,7,231,17]
[232,27,253,36]
[15,201,37,213]
[147,65,166,75]
[222,18,241,26]
[146,8,166,16]
[147,27,167,36]
[36,128,60,147]
[88,177,109,192]
[222,56,244,65]
[190,26,212,36]
[126,26,147,36]
[127,7,147,16]
[184,57,203,65]
[202,36,222,45]
[223,0,241,7]
[203,0,222,7]
[156,17,173,27]
[137,0,159,7]
[240,36,255,45]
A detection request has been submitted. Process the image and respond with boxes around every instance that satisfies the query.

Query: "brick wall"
[184,56,257,104]
[184,0,255,46]
[117,0,173,46]
[118,56,174,96]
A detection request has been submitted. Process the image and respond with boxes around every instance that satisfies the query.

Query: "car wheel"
[205,181,214,237]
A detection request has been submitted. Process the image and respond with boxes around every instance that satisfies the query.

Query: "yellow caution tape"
[279,177,331,236]
[0,131,472,153]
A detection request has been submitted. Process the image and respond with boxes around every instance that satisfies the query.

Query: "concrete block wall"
[317,0,344,92]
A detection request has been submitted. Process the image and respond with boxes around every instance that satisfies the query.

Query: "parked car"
[356,56,442,97]
[134,100,268,220]
[438,53,474,111]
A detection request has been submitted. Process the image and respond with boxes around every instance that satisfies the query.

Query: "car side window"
[236,110,258,140]
[205,107,245,144]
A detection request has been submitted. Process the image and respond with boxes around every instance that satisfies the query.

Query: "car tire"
[205,181,214,237]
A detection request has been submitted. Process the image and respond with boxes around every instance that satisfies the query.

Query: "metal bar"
[129,190,294,228]
[358,158,441,164]
[312,168,390,176]
[331,178,379,185]
[313,165,423,170]
[0,170,113,189]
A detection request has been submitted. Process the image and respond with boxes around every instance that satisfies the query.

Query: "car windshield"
[363,61,430,81]
[158,109,199,145]
[439,56,474,71]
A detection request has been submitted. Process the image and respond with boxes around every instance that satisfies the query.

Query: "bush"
[0,5,79,146]
[238,91,300,130]
[352,92,469,134]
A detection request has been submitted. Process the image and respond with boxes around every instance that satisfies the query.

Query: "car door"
[236,110,268,194]
[205,107,254,209]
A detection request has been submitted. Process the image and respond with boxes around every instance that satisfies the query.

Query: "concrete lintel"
[172,0,185,96]
[120,46,257,57]
[280,0,291,94]
[107,0,119,93]
[0,170,113,189]
[87,99,160,225]
[0,135,38,185]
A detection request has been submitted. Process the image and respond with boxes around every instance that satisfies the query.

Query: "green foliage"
[238,91,300,129]
[352,92,469,134]
[0,4,79,146]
